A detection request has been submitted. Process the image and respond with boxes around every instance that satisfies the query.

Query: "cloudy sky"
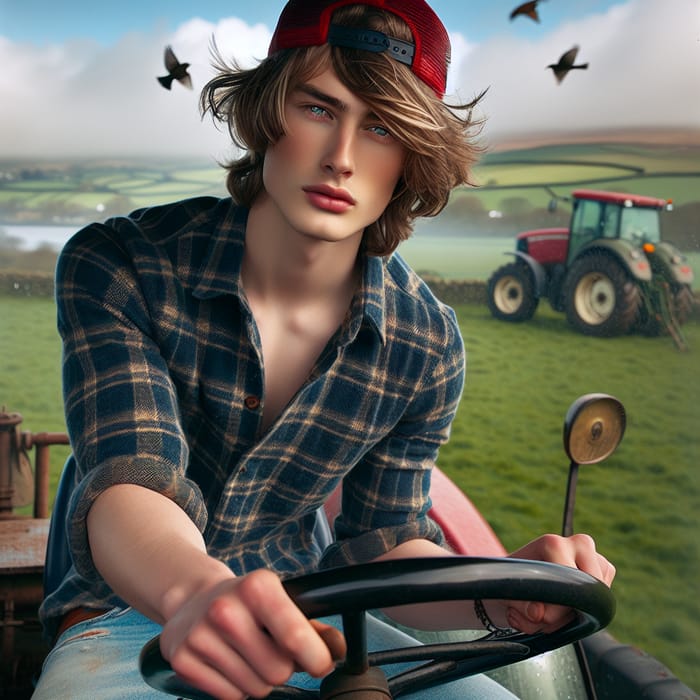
[1,0,698,160]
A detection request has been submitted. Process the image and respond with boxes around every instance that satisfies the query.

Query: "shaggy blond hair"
[201,5,485,256]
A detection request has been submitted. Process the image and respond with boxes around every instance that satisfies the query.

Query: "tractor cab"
[567,189,669,262]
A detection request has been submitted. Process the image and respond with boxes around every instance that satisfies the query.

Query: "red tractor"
[486,189,695,339]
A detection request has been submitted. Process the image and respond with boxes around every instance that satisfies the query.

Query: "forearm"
[87,483,233,624]
[373,539,505,631]
[375,534,615,635]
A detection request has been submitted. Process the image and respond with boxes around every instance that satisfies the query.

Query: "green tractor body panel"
[576,239,652,282]
[648,241,695,286]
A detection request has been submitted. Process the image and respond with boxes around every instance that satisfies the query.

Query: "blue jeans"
[32,607,517,699]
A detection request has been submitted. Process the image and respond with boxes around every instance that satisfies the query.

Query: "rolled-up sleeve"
[320,304,465,568]
[56,222,207,582]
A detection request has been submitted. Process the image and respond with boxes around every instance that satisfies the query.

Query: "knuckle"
[207,595,230,621]
[183,624,211,655]
[539,532,565,556]
[572,532,596,549]
[238,569,281,605]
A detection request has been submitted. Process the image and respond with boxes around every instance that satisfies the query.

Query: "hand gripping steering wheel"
[140,556,615,699]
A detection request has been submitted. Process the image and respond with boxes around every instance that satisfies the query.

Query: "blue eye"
[371,125,389,137]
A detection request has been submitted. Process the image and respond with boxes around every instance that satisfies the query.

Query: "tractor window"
[601,206,620,239]
[619,207,661,245]
[569,199,603,260]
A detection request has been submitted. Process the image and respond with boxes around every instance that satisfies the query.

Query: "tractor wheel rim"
[495,277,523,313]
[576,273,615,324]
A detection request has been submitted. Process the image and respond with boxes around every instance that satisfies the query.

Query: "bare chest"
[253,309,342,432]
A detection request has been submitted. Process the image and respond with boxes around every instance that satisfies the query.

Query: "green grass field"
[445,303,699,692]
[1,295,698,692]
[476,142,700,200]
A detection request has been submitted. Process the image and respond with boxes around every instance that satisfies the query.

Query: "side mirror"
[561,394,626,537]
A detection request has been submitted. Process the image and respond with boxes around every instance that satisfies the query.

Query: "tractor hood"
[516,227,570,265]
[516,227,569,242]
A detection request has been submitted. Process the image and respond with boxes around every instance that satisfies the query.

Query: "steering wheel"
[140,556,615,699]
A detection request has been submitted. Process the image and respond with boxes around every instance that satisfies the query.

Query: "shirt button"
[244,395,260,410]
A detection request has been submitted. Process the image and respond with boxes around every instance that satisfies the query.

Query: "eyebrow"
[296,83,349,112]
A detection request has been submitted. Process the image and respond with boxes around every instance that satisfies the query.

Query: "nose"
[322,125,354,177]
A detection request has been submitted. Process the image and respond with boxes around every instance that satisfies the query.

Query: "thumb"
[310,619,347,662]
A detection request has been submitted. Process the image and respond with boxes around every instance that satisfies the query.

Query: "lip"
[303,184,356,213]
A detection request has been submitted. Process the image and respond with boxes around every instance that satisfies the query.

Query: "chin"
[297,222,365,244]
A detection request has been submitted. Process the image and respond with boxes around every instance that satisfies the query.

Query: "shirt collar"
[192,201,248,299]
[192,201,387,344]
[353,252,387,345]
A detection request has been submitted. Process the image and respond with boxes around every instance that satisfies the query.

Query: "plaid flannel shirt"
[41,196,465,631]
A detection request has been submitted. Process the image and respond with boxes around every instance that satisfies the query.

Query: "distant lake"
[1,224,78,251]
[1,223,513,281]
[2,222,697,287]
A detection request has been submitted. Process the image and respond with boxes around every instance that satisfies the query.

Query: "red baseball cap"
[268,0,450,98]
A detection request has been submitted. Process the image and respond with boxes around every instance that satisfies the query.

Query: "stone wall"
[0,272,55,297]
[0,271,491,304]
[1,271,697,321]
[419,276,487,306]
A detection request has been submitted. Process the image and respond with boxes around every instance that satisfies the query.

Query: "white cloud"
[445,31,476,98]
[0,0,697,159]
[453,0,700,144]
[0,18,271,160]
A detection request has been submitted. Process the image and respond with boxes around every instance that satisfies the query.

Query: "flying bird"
[509,0,546,23]
[547,46,589,84]
[157,46,192,90]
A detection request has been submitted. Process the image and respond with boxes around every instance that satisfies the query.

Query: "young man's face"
[261,66,406,245]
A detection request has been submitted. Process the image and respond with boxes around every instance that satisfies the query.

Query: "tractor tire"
[487,262,539,322]
[563,254,641,337]
[673,284,695,324]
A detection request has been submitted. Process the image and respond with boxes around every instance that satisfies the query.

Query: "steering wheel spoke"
[140,557,615,699]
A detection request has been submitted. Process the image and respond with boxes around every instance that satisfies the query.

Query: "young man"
[34,1,615,698]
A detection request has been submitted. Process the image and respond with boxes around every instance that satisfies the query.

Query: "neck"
[242,197,362,305]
